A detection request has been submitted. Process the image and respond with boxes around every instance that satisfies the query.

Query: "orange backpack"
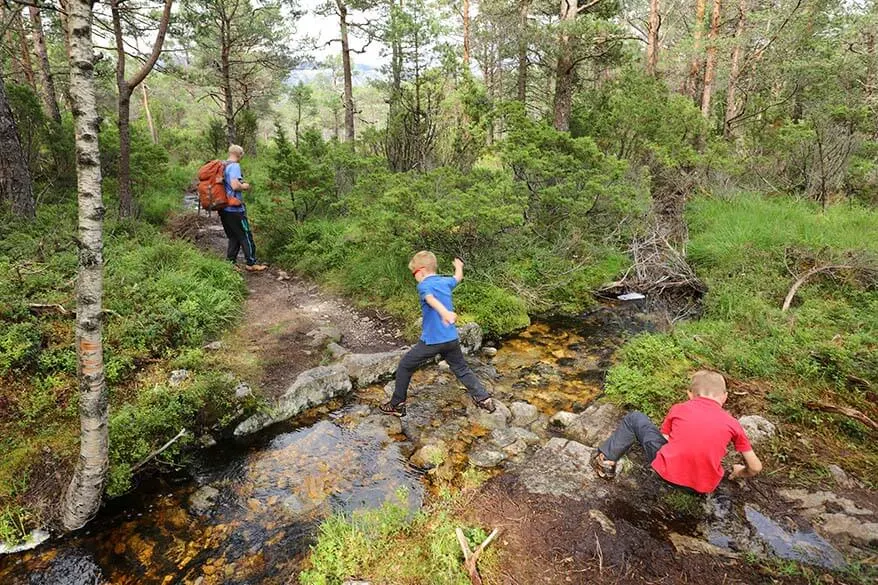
[197,160,229,212]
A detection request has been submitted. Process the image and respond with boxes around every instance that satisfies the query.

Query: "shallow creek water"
[0,304,657,585]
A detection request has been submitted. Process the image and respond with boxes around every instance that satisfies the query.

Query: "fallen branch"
[456,527,500,585]
[131,428,187,473]
[781,265,856,312]
[805,402,878,432]
[28,303,70,316]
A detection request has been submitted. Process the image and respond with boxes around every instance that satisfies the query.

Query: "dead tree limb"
[805,402,878,432]
[130,428,187,473]
[456,527,501,585]
[782,265,857,312]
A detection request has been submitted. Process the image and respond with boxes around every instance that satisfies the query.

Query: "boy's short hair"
[228,144,244,158]
[409,251,437,273]
[690,370,727,398]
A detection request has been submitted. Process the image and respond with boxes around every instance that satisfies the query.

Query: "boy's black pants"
[390,340,490,405]
[218,210,257,265]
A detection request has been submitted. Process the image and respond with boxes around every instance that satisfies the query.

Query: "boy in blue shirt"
[219,144,266,272]
[381,251,496,417]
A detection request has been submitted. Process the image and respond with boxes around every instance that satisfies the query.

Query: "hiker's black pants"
[391,340,490,406]
[598,411,668,463]
[219,210,257,265]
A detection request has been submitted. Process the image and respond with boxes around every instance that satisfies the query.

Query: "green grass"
[0,202,252,540]
[605,193,878,483]
[300,487,497,585]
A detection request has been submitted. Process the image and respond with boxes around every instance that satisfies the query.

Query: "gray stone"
[503,439,528,456]
[343,581,371,585]
[168,369,189,386]
[819,514,878,548]
[360,413,403,436]
[481,346,497,358]
[199,435,218,448]
[565,402,625,447]
[383,380,395,398]
[327,342,350,359]
[467,399,511,430]
[827,465,856,489]
[307,325,342,347]
[548,411,578,428]
[588,509,617,535]
[509,427,541,445]
[669,532,738,558]
[469,449,507,468]
[438,360,450,372]
[458,322,483,354]
[234,364,352,435]
[342,348,408,386]
[779,489,873,517]
[515,438,607,500]
[234,382,252,399]
[189,485,220,515]
[203,340,224,351]
[410,440,448,468]
[738,415,777,444]
[510,401,539,427]
[27,549,105,585]
[491,428,519,448]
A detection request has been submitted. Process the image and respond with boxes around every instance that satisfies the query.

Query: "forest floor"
[174,213,404,400]
[164,212,877,585]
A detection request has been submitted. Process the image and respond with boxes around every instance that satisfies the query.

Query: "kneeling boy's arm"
[733,450,763,479]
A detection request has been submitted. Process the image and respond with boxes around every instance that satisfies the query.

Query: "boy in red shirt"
[591,370,763,493]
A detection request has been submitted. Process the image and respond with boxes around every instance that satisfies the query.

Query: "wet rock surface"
[563,402,625,447]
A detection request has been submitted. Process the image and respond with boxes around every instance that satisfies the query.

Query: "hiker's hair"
[409,251,437,273]
[690,370,727,398]
[228,144,244,158]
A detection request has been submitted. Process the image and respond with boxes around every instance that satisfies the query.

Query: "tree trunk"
[684,0,706,98]
[337,0,355,144]
[141,84,157,144]
[700,0,722,119]
[552,0,577,131]
[0,73,36,219]
[866,31,876,138]
[221,42,236,144]
[61,0,108,532]
[646,0,660,76]
[28,6,61,124]
[14,11,37,91]
[723,0,747,138]
[463,0,471,67]
[517,0,530,103]
[117,93,134,216]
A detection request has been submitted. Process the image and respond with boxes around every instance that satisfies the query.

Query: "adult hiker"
[219,144,267,272]
[590,370,763,493]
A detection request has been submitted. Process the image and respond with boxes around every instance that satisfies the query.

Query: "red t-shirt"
[651,396,753,494]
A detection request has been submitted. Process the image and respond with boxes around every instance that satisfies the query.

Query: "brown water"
[0,304,656,585]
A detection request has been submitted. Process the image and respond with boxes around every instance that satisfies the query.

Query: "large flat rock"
[342,349,408,386]
[235,364,352,435]
[514,438,607,500]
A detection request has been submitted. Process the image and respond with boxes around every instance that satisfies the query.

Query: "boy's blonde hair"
[228,144,244,158]
[690,370,727,398]
[409,251,437,273]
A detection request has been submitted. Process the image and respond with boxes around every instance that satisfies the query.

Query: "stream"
[0,303,657,585]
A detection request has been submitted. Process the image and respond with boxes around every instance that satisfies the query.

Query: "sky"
[294,0,387,72]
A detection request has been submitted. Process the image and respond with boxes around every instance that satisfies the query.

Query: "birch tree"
[61,0,108,532]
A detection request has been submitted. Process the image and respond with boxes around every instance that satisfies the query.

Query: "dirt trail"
[182,214,404,398]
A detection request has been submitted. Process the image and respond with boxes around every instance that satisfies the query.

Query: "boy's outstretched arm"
[730,450,763,480]
[453,257,464,283]
[424,294,457,325]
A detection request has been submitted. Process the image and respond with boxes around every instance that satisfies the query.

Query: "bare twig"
[456,527,501,585]
[805,402,878,433]
[781,264,868,312]
[131,428,187,473]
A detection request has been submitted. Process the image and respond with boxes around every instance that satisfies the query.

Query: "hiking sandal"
[473,396,497,414]
[590,451,616,480]
[380,401,406,417]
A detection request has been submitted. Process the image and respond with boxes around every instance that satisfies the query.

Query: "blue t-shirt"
[223,161,245,213]
[417,275,460,345]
